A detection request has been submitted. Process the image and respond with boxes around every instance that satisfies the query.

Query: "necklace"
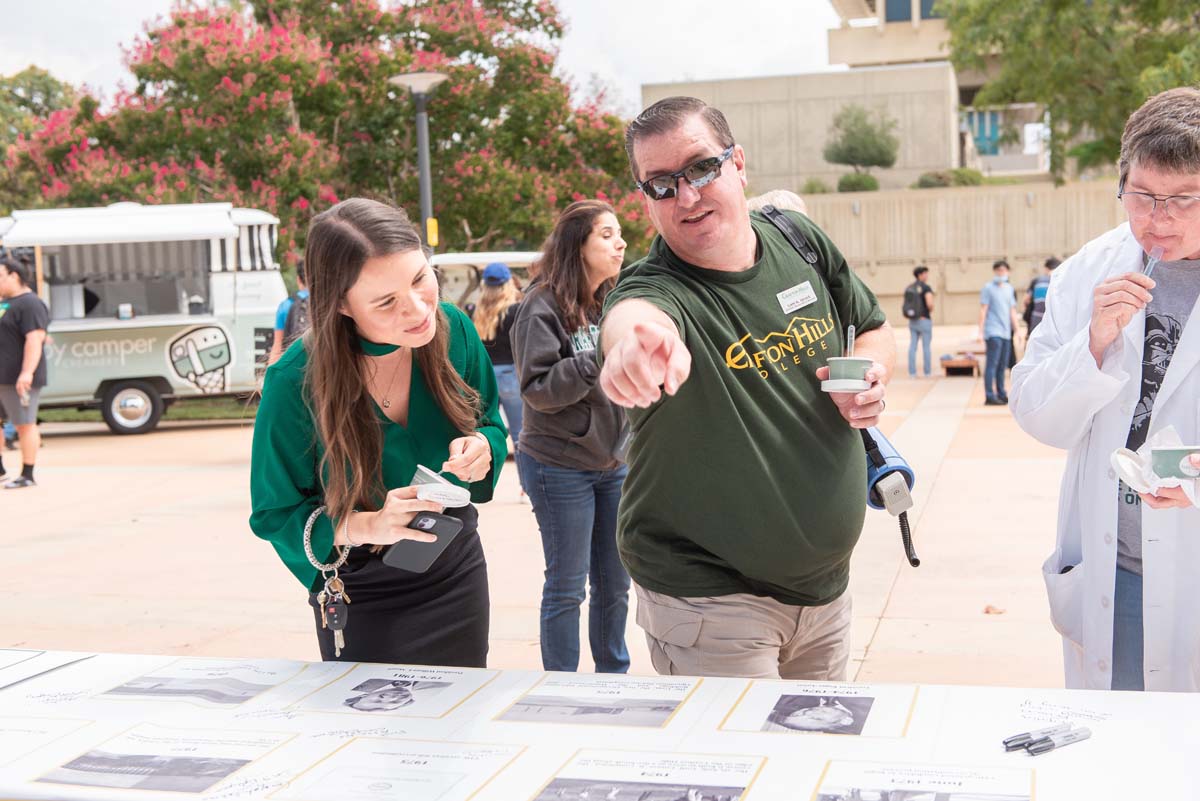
[371,349,404,409]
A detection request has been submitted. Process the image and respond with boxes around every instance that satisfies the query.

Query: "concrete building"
[641,0,1049,191]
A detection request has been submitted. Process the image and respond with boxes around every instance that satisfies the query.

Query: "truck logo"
[169,326,232,393]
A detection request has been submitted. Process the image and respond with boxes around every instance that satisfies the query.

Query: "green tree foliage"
[823,104,899,175]
[6,1,653,259]
[837,172,879,193]
[940,0,1200,180]
[801,177,831,194]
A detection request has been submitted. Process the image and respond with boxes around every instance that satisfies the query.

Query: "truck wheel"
[101,381,164,435]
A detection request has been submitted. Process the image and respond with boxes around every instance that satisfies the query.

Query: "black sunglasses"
[635,145,735,201]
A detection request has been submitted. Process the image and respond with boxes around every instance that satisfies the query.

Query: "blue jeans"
[517,451,631,673]
[1111,567,1144,691]
[908,318,933,377]
[984,336,1011,401]
[492,364,523,455]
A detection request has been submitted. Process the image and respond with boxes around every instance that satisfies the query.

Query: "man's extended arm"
[599,299,690,408]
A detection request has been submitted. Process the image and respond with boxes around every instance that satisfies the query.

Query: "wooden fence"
[802,181,1125,325]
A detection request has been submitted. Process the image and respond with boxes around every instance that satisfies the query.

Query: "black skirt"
[309,504,489,667]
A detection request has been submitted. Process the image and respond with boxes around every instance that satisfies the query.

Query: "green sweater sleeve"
[249,347,334,592]
[446,303,508,501]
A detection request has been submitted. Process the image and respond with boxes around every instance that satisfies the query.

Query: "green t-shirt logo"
[724,313,836,379]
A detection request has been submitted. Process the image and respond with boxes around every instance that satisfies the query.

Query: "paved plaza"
[1,325,1066,686]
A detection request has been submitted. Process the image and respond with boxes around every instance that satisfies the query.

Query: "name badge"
[777,281,818,314]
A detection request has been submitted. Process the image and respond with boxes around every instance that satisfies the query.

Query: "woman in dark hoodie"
[510,199,631,673]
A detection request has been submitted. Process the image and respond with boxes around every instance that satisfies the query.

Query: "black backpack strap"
[759,204,822,267]
[758,203,842,341]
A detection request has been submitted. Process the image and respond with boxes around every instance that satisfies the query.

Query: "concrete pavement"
[0,325,1066,687]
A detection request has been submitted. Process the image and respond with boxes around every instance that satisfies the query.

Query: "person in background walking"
[510,199,632,673]
[471,262,525,477]
[978,259,1020,405]
[269,260,309,365]
[0,256,49,489]
[1023,256,1060,336]
[903,265,935,378]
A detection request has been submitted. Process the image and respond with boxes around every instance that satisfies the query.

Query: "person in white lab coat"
[1011,87,1200,692]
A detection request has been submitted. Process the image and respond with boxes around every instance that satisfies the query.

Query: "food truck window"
[44,240,210,319]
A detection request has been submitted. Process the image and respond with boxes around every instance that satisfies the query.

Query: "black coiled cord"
[899,510,920,567]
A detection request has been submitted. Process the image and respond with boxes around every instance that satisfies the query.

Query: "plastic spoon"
[846,324,856,358]
[1143,245,1165,279]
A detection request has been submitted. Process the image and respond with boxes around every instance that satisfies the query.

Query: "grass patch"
[39,396,259,424]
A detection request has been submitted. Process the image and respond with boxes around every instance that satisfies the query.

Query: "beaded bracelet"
[302,505,350,572]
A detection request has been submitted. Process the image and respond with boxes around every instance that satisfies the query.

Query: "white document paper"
[0,650,95,691]
[272,738,524,801]
[813,760,1034,800]
[531,749,764,801]
[0,716,92,767]
[98,657,307,708]
[496,674,701,728]
[720,681,918,737]
[34,723,294,794]
[293,664,497,718]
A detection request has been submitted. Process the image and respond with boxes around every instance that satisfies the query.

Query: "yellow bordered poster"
[494,673,703,728]
[31,723,296,794]
[527,748,766,801]
[269,737,525,801]
[809,759,1036,801]
[95,657,310,709]
[289,664,498,719]
[719,681,919,737]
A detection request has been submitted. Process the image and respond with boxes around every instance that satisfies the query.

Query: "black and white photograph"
[498,675,699,729]
[761,694,874,735]
[98,657,305,708]
[104,675,275,706]
[721,681,917,738]
[37,750,250,793]
[535,750,763,801]
[342,679,451,712]
[499,694,681,727]
[293,664,498,718]
[813,761,1034,801]
[534,778,745,801]
[34,724,293,795]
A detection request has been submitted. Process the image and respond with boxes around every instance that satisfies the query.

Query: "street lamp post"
[388,71,449,247]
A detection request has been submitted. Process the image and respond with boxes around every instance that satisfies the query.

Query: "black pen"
[1002,721,1072,751]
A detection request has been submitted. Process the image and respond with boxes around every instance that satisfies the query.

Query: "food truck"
[0,202,286,434]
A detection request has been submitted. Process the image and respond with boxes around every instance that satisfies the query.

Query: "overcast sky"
[0,0,843,115]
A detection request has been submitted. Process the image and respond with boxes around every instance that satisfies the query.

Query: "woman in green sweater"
[250,198,507,667]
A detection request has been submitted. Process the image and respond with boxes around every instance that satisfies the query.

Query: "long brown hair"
[532,199,617,331]
[304,198,480,526]
[472,280,522,342]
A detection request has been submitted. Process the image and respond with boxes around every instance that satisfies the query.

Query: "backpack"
[901,282,925,319]
[282,293,310,349]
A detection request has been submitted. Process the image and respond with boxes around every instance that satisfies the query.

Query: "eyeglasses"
[635,145,735,201]
[1118,190,1200,222]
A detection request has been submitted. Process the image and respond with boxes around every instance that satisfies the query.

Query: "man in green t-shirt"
[599,96,895,680]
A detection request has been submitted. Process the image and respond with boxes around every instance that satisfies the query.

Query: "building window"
[920,0,942,19]
[966,110,1002,156]
[885,0,911,23]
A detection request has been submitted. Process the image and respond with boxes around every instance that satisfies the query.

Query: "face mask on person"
[994,274,1009,284]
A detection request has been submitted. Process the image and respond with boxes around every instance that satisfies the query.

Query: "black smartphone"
[381,512,464,573]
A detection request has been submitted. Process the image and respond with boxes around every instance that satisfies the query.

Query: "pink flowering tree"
[7,0,653,260]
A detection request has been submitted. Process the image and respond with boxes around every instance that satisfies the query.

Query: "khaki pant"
[634,584,852,680]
